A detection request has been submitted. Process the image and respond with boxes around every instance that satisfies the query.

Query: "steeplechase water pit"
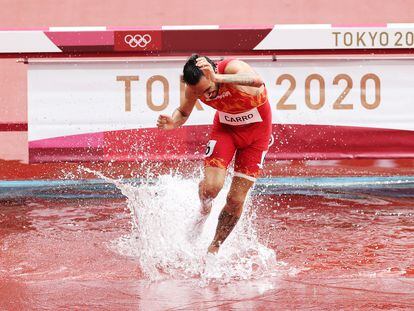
[1,161,413,310]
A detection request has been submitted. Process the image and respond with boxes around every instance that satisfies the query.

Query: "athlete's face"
[192,76,219,100]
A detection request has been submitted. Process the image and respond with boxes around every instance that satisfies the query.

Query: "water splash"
[82,167,277,283]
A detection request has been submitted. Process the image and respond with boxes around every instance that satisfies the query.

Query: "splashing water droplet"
[82,167,278,283]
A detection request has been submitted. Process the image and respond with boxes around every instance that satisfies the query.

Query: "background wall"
[1,0,413,161]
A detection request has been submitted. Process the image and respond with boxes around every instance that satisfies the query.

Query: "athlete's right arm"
[157,86,198,130]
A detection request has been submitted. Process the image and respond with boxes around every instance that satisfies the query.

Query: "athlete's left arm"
[197,58,263,87]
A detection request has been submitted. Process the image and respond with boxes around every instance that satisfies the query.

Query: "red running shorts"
[204,102,273,181]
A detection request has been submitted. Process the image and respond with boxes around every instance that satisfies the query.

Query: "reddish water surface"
[1,178,413,310]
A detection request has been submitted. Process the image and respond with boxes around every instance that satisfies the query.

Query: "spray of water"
[82,167,277,283]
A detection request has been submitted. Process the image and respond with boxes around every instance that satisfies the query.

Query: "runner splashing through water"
[157,54,272,254]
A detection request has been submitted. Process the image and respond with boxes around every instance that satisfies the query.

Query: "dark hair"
[182,54,217,85]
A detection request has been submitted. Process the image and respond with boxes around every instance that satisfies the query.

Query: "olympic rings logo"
[124,34,152,48]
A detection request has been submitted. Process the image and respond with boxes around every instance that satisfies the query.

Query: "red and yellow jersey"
[199,59,269,114]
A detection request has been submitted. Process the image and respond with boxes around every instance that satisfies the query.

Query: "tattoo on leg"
[211,210,240,248]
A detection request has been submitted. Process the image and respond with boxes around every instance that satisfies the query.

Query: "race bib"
[218,107,263,125]
[205,140,217,157]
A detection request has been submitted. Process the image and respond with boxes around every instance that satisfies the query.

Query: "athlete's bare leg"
[199,167,226,213]
[190,167,226,239]
[208,176,254,253]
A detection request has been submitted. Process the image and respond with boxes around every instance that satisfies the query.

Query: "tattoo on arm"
[216,74,263,87]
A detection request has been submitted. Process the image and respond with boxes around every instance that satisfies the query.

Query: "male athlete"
[157,54,272,253]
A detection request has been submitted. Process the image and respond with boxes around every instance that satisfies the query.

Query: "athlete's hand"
[196,57,216,81]
[157,114,175,130]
